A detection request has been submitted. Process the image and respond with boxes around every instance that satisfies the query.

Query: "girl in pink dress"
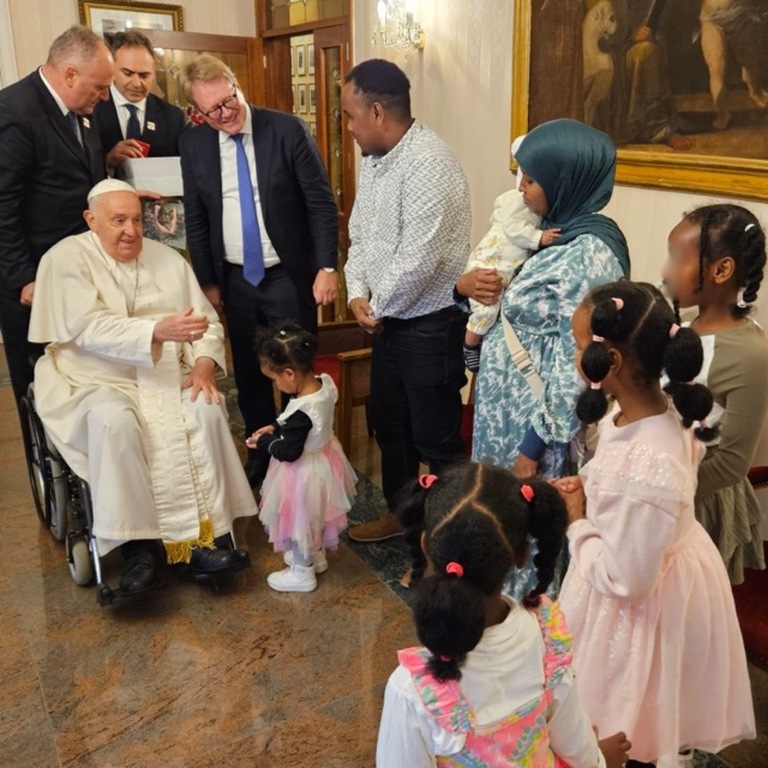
[556,281,755,768]
[247,323,357,593]
[377,462,631,768]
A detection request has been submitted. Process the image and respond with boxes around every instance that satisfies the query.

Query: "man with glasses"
[0,25,112,416]
[180,54,338,489]
[94,30,186,172]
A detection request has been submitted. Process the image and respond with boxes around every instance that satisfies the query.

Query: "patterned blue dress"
[472,233,625,598]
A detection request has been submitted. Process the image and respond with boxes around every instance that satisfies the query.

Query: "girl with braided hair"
[376,462,631,768]
[556,281,754,768]
[662,204,768,584]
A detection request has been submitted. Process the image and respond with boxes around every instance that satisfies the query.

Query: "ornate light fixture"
[373,0,425,50]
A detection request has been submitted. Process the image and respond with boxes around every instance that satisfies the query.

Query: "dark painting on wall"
[512,0,768,198]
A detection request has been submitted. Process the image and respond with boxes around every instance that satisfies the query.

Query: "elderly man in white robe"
[29,179,258,594]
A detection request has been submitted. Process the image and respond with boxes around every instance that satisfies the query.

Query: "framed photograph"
[308,43,315,75]
[293,85,298,114]
[309,84,316,113]
[298,84,308,114]
[79,1,183,34]
[511,0,768,199]
[142,197,186,254]
[296,45,306,76]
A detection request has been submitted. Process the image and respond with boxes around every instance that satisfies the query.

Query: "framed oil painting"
[79,0,184,35]
[511,0,768,199]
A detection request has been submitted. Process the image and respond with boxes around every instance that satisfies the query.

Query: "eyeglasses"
[200,86,239,120]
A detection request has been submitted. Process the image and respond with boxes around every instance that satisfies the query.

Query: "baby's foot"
[463,342,482,373]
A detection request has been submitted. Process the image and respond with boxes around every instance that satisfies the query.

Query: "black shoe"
[119,550,157,594]
[463,342,481,373]
[188,546,250,574]
[244,454,269,488]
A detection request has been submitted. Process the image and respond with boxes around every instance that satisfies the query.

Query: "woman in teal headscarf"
[459,118,629,479]
[457,119,629,599]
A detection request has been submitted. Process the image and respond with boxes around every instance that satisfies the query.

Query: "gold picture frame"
[511,0,768,200]
[79,0,184,35]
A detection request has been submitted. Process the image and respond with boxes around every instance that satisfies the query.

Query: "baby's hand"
[597,730,631,768]
[539,228,561,247]
[245,425,275,449]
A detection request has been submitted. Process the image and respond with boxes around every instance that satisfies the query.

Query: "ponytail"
[412,573,486,681]
[662,324,713,429]
[521,480,567,608]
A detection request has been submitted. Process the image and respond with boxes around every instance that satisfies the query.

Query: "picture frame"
[296,44,306,76]
[308,43,315,75]
[309,84,316,114]
[293,84,298,114]
[309,121,317,140]
[511,0,768,200]
[298,84,308,114]
[79,1,184,34]
[142,197,186,254]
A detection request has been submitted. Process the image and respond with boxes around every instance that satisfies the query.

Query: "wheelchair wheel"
[48,473,69,542]
[19,395,51,528]
[66,535,93,586]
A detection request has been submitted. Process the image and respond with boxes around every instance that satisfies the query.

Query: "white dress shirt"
[219,107,280,269]
[111,84,147,138]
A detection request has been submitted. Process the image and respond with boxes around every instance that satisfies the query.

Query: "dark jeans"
[371,305,467,505]
[223,263,311,442]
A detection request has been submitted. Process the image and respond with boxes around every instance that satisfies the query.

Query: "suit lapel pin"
[147,121,156,131]
[82,117,91,129]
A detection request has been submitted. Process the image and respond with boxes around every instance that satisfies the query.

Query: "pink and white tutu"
[258,374,357,557]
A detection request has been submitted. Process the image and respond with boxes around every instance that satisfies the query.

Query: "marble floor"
[0,369,766,767]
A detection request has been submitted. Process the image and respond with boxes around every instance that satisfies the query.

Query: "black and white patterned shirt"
[345,122,471,320]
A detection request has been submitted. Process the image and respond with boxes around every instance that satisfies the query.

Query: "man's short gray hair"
[47,25,106,68]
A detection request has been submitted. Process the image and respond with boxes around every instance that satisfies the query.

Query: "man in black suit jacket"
[0,25,112,409]
[180,54,338,487]
[94,30,186,170]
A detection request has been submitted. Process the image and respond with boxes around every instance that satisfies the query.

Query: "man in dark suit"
[94,30,186,170]
[0,25,112,409]
[180,54,338,487]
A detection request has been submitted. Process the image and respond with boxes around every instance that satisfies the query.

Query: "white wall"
[354,0,768,466]
[7,0,256,77]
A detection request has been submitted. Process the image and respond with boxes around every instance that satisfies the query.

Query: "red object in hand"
[135,140,151,157]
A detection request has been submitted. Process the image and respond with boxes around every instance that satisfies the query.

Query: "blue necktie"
[125,104,142,140]
[66,111,82,146]
[232,134,264,287]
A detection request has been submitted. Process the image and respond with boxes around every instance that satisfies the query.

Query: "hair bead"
[419,473,438,489]
[445,561,464,578]
[592,334,605,343]
[612,297,624,310]
[520,484,535,503]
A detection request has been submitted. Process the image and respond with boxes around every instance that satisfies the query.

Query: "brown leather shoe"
[348,511,404,542]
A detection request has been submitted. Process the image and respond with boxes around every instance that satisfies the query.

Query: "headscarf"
[514,119,630,277]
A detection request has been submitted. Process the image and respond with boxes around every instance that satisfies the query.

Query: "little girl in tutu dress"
[247,323,357,593]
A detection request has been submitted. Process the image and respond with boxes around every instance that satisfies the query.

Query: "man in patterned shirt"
[342,59,471,542]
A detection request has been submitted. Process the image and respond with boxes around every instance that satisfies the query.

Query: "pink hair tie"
[439,654,452,662]
[520,484,535,503]
[419,474,438,489]
[590,381,602,390]
[686,380,696,386]
[445,561,464,578]
[592,334,605,343]
[669,323,680,339]
[612,297,624,311]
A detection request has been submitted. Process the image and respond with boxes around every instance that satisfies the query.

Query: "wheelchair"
[20,383,132,606]
[19,383,251,605]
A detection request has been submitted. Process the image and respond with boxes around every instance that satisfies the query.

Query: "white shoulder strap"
[500,311,544,399]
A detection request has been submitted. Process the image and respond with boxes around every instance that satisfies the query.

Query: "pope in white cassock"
[29,179,258,594]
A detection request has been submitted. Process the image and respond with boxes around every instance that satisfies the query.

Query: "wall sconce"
[373,0,425,50]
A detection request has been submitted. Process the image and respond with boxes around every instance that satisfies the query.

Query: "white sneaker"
[267,564,317,592]
[283,549,328,574]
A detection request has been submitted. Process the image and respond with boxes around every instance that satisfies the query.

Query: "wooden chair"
[315,321,373,456]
